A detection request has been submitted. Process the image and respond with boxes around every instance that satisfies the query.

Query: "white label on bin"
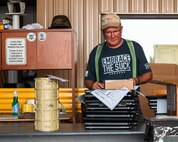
[27,32,36,42]
[157,99,167,114]
[38,32,46,41]
[6,38,27,65]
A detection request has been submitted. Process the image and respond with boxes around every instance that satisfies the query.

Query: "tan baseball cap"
[101,13,121,30]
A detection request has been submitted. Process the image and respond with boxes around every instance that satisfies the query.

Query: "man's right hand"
[92,82,104,90]
[85,80,104,90]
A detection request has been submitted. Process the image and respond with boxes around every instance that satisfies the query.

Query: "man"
[85,13,152,90]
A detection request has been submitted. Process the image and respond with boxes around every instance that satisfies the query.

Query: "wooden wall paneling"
[36,0,46,28]
[83,0,91,62]
[145,0,160,13]
[83,0,99,86]
[54,0,61,14]
[69,0,83,87]
[47,0,54,28]
[161,0,175,13]
[65,0,72,88]
[64,0,70,15]
[53,0,70,88]
[83,0,99,87]
[36,0,48,84]
[61,0,78,88]
[83,0,90,87]
[130,0,144,13]
[52,0,71,88]
[72,0,84,87]
[99,0,114,12]
[53,0,70,16]
[113,0,130,13]
[36,0,54,29]
[175,0,178,12]
[92,1,100,51]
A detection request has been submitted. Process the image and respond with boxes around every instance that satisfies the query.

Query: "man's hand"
[92,82,104,90]
[129,78,139,86]
[129,72,153,86]
[85,80,104,90]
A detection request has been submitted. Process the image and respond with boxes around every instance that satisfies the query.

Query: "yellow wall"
[0,88,86,113]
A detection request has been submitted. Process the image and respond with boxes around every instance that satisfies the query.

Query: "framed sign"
[6,38,27,65]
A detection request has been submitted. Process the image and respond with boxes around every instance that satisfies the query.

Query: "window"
[101,14,178,62]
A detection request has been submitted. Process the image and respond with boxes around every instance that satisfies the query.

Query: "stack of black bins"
[82,90,142,130]
[146,95,167,116]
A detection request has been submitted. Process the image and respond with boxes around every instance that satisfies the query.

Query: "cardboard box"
[137,80,178,117]
[150,80,178,116]
[140,64,178,96]
[176,66,178,75]
[153,75,178,81]
[104,80,134,90]
[150,63,177,75]
[140,63,178,118]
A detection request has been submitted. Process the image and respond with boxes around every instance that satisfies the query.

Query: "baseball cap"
[49,15,72,29]
[101,13,121,30]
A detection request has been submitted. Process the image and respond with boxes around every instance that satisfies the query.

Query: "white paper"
[157,99,167,114]
[91,87,130,110]
[6,38,27,65]
[46,74,68,82]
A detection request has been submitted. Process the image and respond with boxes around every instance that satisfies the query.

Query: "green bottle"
[12,91,20,116]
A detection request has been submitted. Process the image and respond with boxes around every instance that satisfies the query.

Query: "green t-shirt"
[85,39,151,83]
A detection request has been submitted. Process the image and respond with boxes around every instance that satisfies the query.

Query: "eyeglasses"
[104,30,121,36]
